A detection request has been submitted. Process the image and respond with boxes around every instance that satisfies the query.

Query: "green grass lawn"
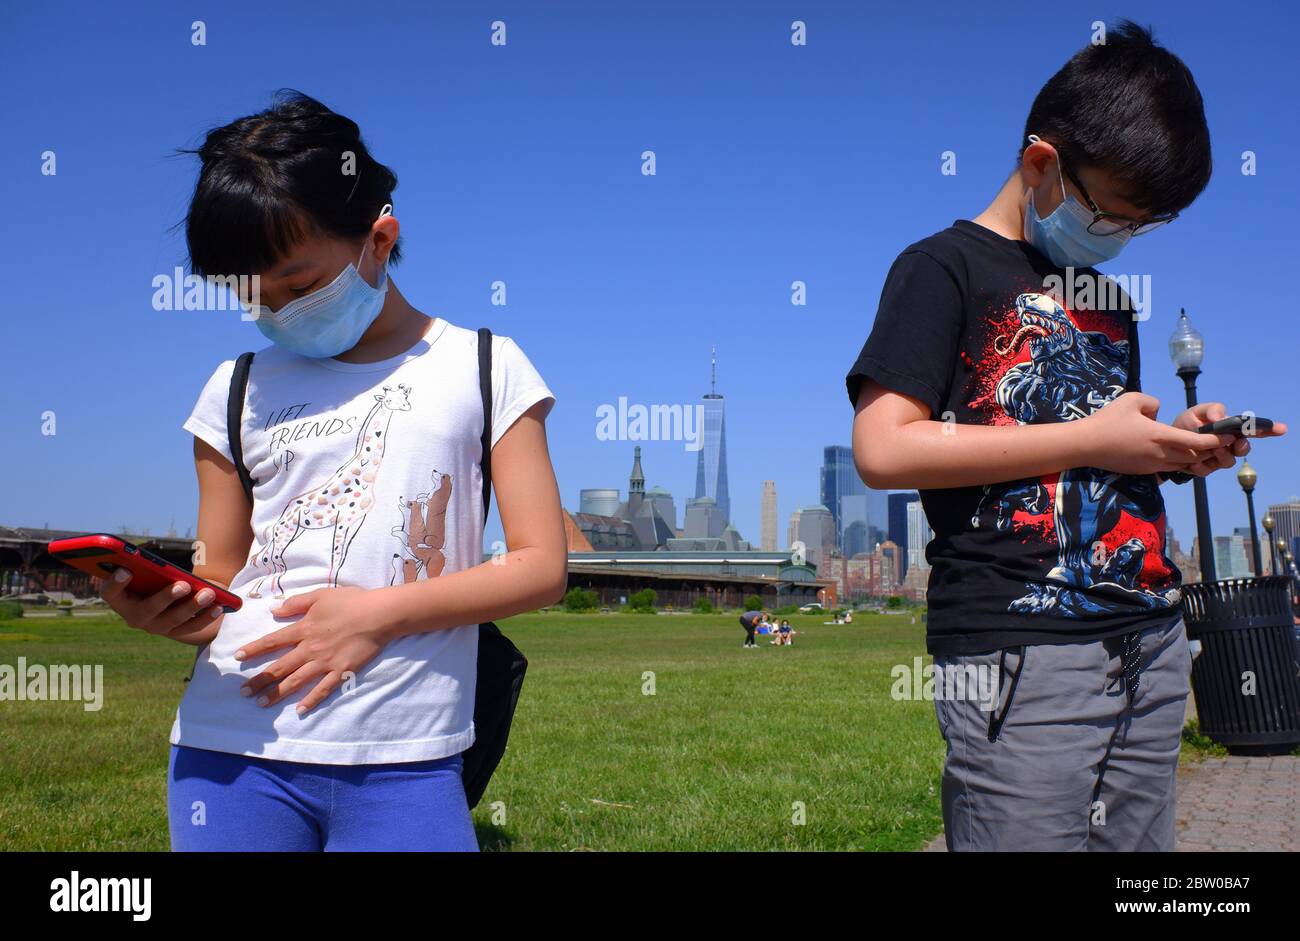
[0,609,945,851]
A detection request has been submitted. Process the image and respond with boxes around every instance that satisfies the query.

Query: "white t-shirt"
[170,318,554,764]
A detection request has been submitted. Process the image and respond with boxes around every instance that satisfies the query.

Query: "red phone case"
[47,533,243,612]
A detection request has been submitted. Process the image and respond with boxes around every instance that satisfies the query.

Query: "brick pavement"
[922,754,1300,851]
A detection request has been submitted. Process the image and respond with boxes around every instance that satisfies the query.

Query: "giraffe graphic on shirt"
[247,384,413,598]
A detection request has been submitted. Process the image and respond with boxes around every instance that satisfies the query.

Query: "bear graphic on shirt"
[390,470,453,585]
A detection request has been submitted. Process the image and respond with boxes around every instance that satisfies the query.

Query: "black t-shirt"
[846,220,1182,656]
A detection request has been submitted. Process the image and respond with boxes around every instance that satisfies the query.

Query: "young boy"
[845,22,1284,851]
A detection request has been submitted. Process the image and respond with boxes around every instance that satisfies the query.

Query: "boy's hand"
[234,586,397,715]
[1171,402,1288,477]
[91,569,225,646]
[1082,392,1229,476]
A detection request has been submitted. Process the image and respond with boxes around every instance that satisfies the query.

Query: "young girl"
[94,92,568,851]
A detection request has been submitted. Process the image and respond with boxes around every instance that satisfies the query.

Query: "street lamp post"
[1236,461,1263,577]
[1169,309,1216,583]
[1262,513,1276,576]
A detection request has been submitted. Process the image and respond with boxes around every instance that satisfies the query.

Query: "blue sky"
[3,0,1297,557]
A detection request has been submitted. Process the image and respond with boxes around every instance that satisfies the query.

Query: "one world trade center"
[693,347,730,524]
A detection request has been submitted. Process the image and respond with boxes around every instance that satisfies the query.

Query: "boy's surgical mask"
[1023,138,1131,269]
[248,204,392,358]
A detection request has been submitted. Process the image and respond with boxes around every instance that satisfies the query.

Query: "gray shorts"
[933,614,1192,851]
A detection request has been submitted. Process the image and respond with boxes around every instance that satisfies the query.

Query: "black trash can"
[1181,576,1300,755]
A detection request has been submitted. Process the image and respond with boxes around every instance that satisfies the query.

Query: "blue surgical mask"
[249,204,392,358]
[1023,137,1131,268]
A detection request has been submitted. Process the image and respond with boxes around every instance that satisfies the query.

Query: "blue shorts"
[167,744,479,852]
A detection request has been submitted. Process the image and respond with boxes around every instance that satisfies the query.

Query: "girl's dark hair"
[183,91,400,276]
[1020,20,1212,216]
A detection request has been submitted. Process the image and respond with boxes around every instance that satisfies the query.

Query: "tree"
[743,594,764,612]
[692,597,714,614]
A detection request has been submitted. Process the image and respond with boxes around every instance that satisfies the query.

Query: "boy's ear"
[1020,138,1057,190]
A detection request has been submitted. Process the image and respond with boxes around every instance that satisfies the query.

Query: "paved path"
[923,754,1300,851]
[1172,755,1300,851]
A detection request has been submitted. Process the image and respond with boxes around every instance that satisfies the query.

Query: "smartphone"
[1196,415,1274,437]
[47,533,242,612]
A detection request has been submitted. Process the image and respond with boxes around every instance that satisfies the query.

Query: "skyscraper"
[1266,500,1300,570]
[1213,533,1252,579]
[888,492,921,571]
[684,497,726,539]
[1232,526,1258,577]
[761,481,778,550]
[793,505,836,568]
[839,490,890,559]
[821,445,867,550]
[906,499,933,573]
[694,347,730,524]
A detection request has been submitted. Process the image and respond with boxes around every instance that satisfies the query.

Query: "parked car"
[797,602,823,613]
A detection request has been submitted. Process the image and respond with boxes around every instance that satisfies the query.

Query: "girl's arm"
[192,438,255,586]
[181,437,255,643]
[373,400,569,636]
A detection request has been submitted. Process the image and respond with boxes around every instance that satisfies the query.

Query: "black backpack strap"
[477,328,493,518]
[227,352,257,503]
[464,327,530,811]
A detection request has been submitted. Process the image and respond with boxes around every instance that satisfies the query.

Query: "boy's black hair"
[1020,20,1211,216]
[182,91,400,277]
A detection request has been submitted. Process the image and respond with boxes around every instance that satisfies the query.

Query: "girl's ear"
[371,212,400,265]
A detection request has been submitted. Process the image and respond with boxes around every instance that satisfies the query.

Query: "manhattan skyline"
[4,3,1296,561]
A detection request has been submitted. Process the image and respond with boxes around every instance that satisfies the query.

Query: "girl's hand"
[92,569,225,646]
[235,586,398,715]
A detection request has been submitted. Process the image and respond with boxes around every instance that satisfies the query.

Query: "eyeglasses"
[1057,154,1178,236]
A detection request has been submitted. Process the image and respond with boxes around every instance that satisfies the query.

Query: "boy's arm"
[852,380,1230,490]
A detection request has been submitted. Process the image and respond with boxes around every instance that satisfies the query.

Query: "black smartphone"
[1196,415,1274,437]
